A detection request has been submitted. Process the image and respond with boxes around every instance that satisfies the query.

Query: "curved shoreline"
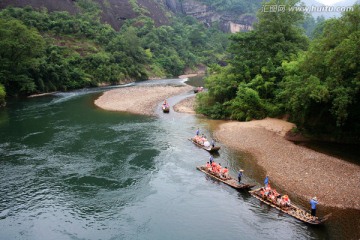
[174,97,360,210]
[214,121,360,210]
[173,96,196,114]
[94,85,192,115]
[94,84,360,210]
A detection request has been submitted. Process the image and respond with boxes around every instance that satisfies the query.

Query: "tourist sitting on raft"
[260,185,291,208]
[204,161,229,180]
[193,134,208,145]
[162,99,169,108]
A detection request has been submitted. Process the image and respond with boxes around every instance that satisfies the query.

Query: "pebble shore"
[214,120,360,210]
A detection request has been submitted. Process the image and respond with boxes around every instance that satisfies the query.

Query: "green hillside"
[196,0,360,142]
[0,2,229,100]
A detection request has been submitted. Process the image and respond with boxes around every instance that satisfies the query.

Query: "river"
[0,79,359,240]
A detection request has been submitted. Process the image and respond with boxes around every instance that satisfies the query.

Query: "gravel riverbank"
[214,120,360,210]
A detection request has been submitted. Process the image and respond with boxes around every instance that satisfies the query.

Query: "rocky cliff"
[164,0,255,32]
[0,0,256,32]
[0,0,169,30]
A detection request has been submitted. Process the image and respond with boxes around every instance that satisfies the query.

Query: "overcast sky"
[316,0,344,5]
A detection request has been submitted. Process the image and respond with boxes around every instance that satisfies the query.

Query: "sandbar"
[94,85,192,115]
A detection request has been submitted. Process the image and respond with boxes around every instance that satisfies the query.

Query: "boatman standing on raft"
[209,155,214,164]
[238,169,244,183]
[196,128,200,136]
[264,175,269,188]
[310,197,318,217]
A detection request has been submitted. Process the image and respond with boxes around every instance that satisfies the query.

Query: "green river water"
[0,79,359,240]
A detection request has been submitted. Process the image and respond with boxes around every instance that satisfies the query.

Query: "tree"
[280,5,360,137]
[0,83,5,106]
[198,0,308,120]
[0,17,45,95]
[0,6,233,96]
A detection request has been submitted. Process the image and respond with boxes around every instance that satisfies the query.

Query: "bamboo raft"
[162,105,170,113]
[196,166,255,190]
[249,188,331,225]
[194,87,203,93]
[189,138,220,152]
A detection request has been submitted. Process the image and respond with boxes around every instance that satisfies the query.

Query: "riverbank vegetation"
[196,0,360,141]
[0,1,229,101]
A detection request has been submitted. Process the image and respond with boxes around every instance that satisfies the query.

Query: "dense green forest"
[0,1,229,104]
[197,0,360,141]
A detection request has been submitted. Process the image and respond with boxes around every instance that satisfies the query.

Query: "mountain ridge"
[0,0,258,32]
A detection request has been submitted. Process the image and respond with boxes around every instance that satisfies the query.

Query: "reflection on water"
[185,74,205,87]
[0,80,359,240]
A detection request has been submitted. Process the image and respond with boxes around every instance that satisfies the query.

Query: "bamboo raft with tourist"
[162,104,170,113]
[189,135,220,152]
[162,99,170,113]
[193,86,204,93]
[249,187,330,225]
[197,165,255,190]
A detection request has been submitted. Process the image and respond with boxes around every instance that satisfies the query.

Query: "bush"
[229,86,267,121]
[0,84,5,106]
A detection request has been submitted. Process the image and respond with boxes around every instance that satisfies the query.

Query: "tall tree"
[280,5,360,137]
[0,18,45,95]
[198,0,309,120]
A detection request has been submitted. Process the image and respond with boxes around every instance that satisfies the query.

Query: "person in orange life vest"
[269,192,277,203]
[260,188,265,198]
[216,163,222,173]
[272,189,279,197]
[213,163,219,173]
[264,184,271,197]
[282,195,291,207]
[211,161,216,171]
[222,167,229,179]
[201,134,206,144]
[206,162,211,170]
[271,189,281,204]
[163,99,168,109]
